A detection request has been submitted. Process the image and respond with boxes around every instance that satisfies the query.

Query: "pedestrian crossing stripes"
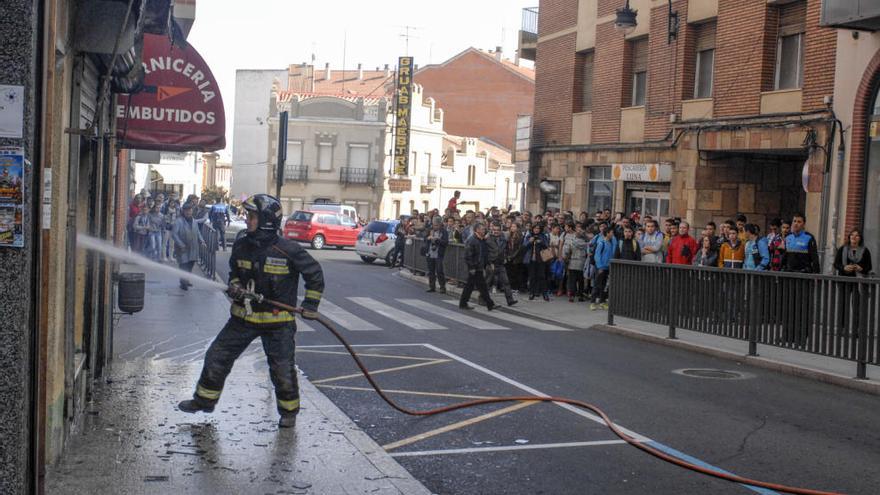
[397,299,509,330]
[347,297,447,330]
[304,296,381,331]
[440,300,572,331]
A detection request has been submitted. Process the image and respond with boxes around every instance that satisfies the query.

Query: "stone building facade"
[527,0,838,258]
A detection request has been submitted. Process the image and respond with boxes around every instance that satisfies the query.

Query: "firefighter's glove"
[226,282,247,301]
[301,308,319,320]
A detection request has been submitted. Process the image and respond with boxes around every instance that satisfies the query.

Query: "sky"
[187,0,538,160]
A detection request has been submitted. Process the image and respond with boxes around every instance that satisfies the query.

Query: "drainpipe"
[829,116,847,267]
[818,112,839,269]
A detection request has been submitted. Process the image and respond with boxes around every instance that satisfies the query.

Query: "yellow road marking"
[382,401,538,451]
[315,384,494,400]
[311,359,451,385]
[298,349,439,362]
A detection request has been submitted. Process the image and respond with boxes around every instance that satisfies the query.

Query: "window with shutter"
[630,38,648,106]
[775,1,805,90]
[694,23,716,99]
[348,144,369,168]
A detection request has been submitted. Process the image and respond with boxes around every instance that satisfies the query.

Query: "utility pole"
[275,111,288,199]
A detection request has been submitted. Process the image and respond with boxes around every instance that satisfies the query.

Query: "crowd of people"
[395,191,874,311]
[127,190,238,289]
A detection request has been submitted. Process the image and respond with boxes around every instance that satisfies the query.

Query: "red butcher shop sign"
[116,34,225,152]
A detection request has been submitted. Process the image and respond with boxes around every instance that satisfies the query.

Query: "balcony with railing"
[283,165,309,182]
[420,174,438,192]
[340,167,377,187]
[519,7,538,61]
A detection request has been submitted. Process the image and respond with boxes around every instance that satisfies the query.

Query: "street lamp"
[615,0,679,44]
[614,0,638,36]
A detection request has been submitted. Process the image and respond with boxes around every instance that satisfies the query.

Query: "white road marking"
[296,320,316,332]
[389,440,627,457]
[347,297,446,330]
[397,299,508,330]
[441,300,572,331]
[151,337,215,360]
[297,343,428,349]
[299,296,381,331]
[421,343,650,442]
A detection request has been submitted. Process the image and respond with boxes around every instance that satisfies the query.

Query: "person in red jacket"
[666,221,698,265]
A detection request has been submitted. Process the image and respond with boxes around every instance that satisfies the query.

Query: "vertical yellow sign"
[394,57,414,176]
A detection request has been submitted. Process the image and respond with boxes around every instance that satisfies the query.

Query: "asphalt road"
[212,247,880,494]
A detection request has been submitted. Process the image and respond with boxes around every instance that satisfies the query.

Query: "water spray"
[76,234,226,291]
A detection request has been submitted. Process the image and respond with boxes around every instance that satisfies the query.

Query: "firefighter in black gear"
[178,194,324,428]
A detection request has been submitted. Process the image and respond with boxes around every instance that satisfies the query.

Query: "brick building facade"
[528,0,838,259]
[415,48,535,150]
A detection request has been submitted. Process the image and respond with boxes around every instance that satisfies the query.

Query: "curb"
[397,269,880,397]
[299,379,433,495]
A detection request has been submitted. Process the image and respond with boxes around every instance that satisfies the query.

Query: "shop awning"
[115,33,225,152]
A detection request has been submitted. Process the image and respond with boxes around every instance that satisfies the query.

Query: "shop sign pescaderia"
[116,34,226,152]
[612,163,672,182]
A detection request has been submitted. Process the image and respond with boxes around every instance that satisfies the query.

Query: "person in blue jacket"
[743,224,770,271]
[590,228,615,310]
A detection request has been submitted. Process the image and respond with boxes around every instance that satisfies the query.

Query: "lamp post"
[615,0,679,43]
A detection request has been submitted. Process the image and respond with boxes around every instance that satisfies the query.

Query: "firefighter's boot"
[177,399,215,413]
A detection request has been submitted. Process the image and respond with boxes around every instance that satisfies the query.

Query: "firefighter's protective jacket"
[228,235,324,327]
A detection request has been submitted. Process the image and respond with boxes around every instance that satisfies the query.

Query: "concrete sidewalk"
[397,269,880,395]
[46,264,431,495]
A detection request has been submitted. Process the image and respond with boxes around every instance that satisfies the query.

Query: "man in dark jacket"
[425,217,449,293]
[178,194,324,428]
[485,222,517,306]
[459,224,496,310]
[615,226,642,261]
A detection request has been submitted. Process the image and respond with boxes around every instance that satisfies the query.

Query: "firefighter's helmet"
[242,194,283,232]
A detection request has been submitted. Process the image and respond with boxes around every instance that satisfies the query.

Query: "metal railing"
[403,237,470,285]
[608,260,879,379]
[340,167,377,186]
[198,223,218,281]
[402,240,879,378]
[284,164,309,182]
[522,7,539,37]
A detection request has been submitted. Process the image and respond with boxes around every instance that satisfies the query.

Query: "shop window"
[693,23,716,99]
[775,2,805,90]
[629,38,648,107]
[586,167,613,214]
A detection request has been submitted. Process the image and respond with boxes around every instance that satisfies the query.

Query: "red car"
[283,210,361,249]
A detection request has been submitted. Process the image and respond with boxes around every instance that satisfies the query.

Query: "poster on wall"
[0,147,24,247]
[0,85,24,139]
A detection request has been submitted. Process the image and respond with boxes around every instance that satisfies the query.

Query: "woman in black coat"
[833,229,872,277]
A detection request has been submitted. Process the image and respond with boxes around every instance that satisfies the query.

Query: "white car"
[355,220,400,265]
[226,215,248,243]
